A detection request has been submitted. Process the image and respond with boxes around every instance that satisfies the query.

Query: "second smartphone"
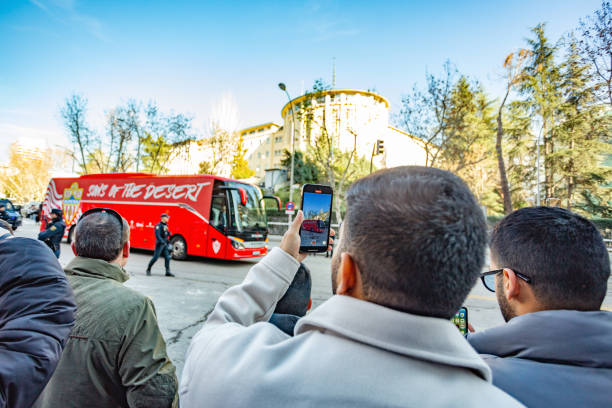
[299,184,333,253]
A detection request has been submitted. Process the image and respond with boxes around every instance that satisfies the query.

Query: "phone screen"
[300,186,333,252]
[452,307,468,335]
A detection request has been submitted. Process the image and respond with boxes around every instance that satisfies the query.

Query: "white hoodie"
[180,248,522,408]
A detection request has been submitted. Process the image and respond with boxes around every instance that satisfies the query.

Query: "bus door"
[208,194,229,259]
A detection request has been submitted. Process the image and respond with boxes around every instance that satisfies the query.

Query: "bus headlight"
[229,237,245,250]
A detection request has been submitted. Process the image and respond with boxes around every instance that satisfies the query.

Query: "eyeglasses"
[480,268,532,292]
[78,208,125,235]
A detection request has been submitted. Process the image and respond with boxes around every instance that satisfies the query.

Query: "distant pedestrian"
[146,213,174,277]
[33,208,178,408]
[0,204,8,222]
[38,208,66,258]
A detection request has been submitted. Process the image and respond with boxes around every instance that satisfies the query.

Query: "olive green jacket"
[33,256,178,408]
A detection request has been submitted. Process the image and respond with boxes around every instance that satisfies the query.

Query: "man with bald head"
[34,208,178,408]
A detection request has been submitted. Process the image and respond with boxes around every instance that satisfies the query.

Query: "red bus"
[302,220,325,234]
[41,173,280,260]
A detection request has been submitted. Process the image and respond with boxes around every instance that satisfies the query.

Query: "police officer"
[38,208,66,258]
[146,213,174,277]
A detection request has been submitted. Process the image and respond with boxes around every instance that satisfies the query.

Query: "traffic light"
[375,139,385,155]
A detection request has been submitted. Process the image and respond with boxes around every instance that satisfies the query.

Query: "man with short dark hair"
[468,206,612,407]
[38,208,66,258]
[34,209,178,408]
[180,166,521,407]
[146,213,174,277]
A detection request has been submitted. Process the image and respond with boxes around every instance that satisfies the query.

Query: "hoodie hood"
[469,309,612,368]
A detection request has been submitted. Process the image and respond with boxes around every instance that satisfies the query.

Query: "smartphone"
[452,307,468,335]
[299,184,333,253]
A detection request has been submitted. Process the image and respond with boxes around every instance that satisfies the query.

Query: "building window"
[274,136,283,143]
[265,151,270,157]
[257,152,262,158]
[316,96,325,104]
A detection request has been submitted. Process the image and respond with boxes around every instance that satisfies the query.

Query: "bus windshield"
[226,182,267,233]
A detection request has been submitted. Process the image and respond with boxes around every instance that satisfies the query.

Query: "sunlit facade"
[239,89,427,180]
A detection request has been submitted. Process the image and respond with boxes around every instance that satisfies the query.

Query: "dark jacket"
[0,233,76,408]
[38,219,66,252]
[34,256,178,408]
[468,310,612,407]
[154,222,170,245]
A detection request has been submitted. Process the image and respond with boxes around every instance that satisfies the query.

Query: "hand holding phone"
[299,184,333,253]
[452,307,468,335]
[280,210,335,262]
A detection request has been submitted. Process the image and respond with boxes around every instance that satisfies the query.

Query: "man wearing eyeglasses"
[33,208,178,408]
[468,207,611,407]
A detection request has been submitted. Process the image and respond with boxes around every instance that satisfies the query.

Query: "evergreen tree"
[553,40,612,211]
[521,24,564,201]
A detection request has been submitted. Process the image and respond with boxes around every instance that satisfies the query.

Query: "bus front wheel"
[170,236,187,260]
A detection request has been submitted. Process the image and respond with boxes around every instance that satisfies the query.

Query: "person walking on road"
[146,213,174,277]
[38,208,66,258]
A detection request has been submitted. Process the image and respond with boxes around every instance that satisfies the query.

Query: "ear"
[122,241,130,259]
[503,268,521,301]
[71,241,77,256]
[335,253,363,299]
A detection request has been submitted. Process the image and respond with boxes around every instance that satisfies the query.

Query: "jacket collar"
[65,256,130,283]
[468,309,612,368]
[295,295,491,381]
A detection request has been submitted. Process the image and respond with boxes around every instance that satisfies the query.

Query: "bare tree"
[496,49,531,214]
[61,94,92,174]
[577,1,612,106]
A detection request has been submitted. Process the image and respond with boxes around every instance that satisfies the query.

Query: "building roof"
[239,122,281,135]
[280,89,390,118]
[387,125,428,146]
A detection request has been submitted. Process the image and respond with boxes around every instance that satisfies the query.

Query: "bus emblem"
[62,182,84,225]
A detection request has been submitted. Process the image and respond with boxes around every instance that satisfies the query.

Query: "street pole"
[279,83,297,226]
[536,125,543,206]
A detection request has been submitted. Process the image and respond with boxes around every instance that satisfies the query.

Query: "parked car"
[0,198,23,230]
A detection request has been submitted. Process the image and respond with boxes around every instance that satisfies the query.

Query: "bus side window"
[210,196,227,232]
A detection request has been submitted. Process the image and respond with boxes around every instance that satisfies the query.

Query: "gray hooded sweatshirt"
[180,248,521,407]
[468,310,612,407]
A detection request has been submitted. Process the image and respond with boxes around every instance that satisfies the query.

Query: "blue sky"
[0,0,602,161]
[302,192,332,219]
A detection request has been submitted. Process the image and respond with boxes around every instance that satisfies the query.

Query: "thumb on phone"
[280,211,304,261]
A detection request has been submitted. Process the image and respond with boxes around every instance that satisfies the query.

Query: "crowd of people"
[0,166,610,408]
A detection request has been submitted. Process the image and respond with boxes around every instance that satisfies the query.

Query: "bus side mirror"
[262,195,281,211]
[238,188,248,206]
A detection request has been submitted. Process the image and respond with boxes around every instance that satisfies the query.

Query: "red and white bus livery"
[41,173,280,260]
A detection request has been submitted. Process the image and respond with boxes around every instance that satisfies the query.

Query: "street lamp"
[278,82,297,224]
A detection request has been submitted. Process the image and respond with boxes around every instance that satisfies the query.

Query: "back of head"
[490,206,610,310]
[74,212,129,262]
[342,166,487,319]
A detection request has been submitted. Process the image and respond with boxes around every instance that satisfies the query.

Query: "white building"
[240,89,427,180]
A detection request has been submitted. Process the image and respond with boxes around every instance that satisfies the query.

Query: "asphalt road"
[16,219,612,378]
